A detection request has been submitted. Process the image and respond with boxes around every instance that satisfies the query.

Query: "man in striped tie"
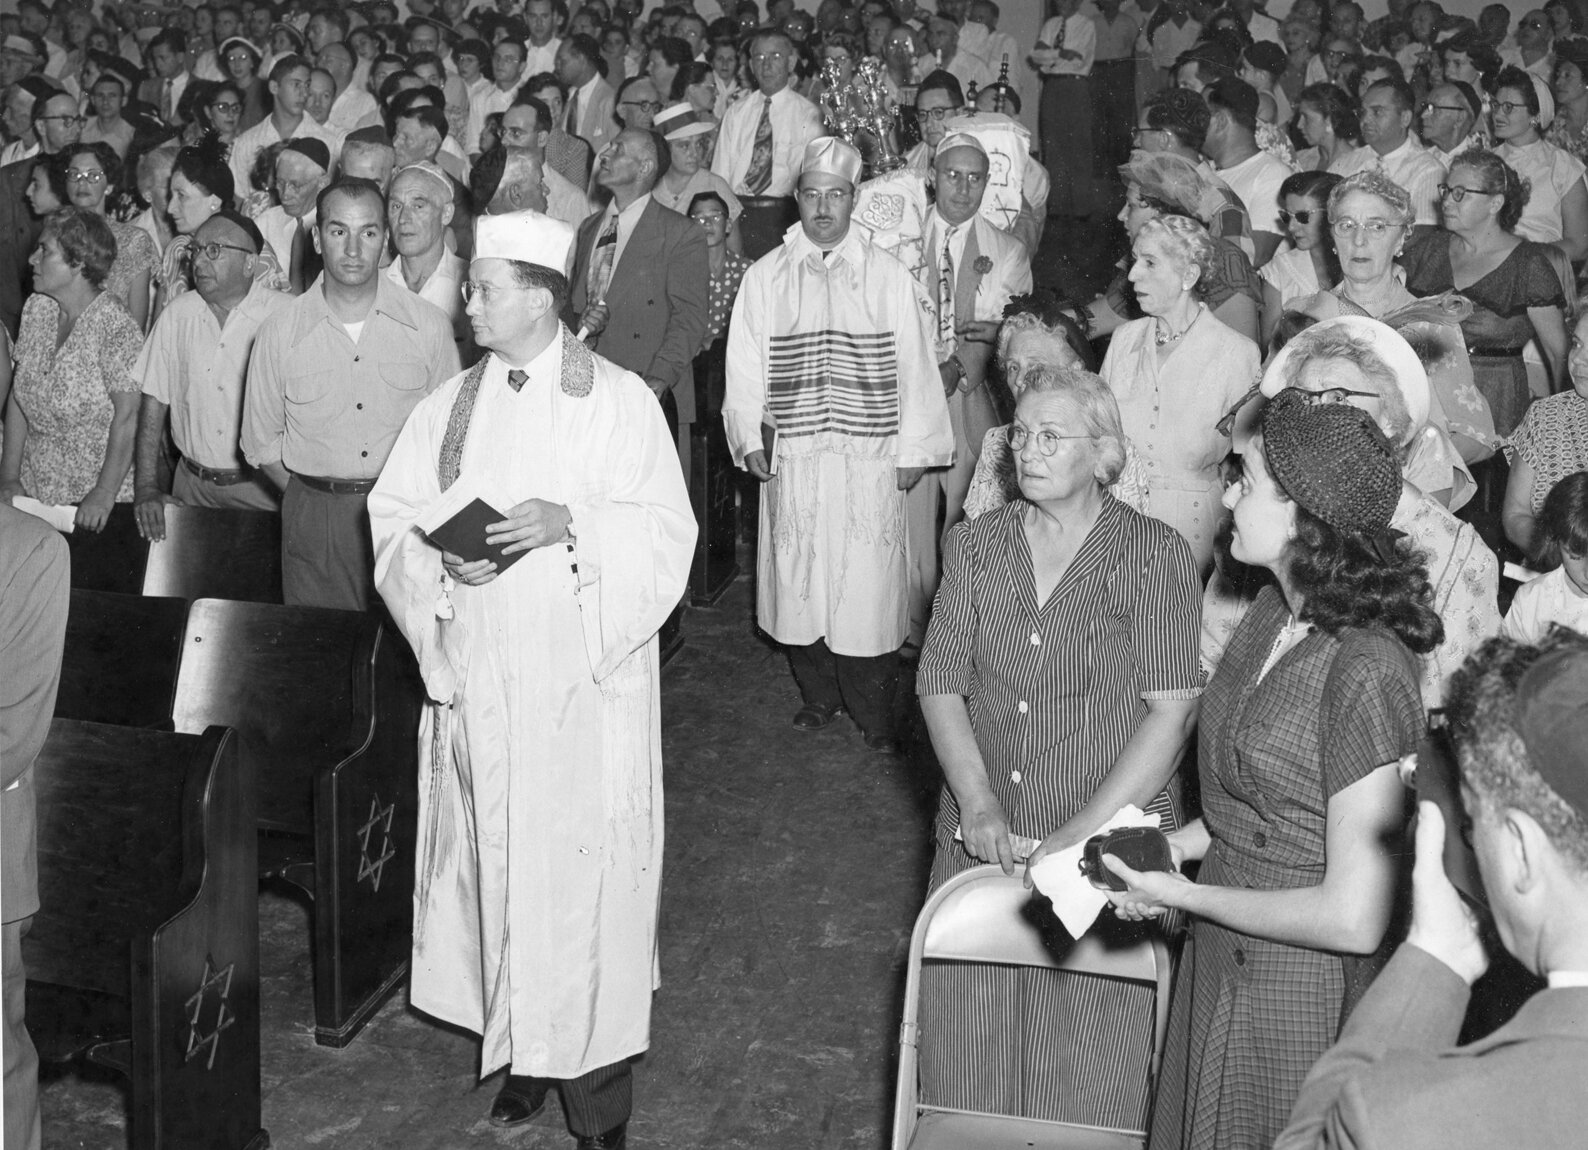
[710,27,823,197]
[723,137,954,755]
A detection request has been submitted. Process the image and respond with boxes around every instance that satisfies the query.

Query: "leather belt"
[295,473,377,495]
[182,457,250,486]
[1467,346,1525,359]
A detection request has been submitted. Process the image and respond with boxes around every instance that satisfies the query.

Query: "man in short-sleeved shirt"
[242,178,460,610]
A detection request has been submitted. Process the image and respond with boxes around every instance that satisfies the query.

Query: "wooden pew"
[25,720,265,1150]
[55,589,188,727]
[64,503,147,594]
[141,504,282,604]
[171,599,422,1047]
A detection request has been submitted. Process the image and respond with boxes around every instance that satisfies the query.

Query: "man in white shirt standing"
[467,38,527,158]
[1033,0,1098,217]
[1202,75,1294,267]
[387,161,473,360]
[229,54,340,197]
[523,0,565,78]
[712,28,823,198]
[1329,76,1446,230]
[320,41,379,137]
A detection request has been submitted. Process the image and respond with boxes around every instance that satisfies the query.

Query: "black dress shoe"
[792,702,843,730]
[489,1075,549,1127]
[863,733,901,755]
[575,1123,627,1149]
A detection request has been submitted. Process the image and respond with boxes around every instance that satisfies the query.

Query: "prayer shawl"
[723,223,954,656]
[369,328,696,1079]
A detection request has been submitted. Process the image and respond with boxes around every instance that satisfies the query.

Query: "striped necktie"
[587,214,618,303]
[744,95,773,195]
[938,226,956,347]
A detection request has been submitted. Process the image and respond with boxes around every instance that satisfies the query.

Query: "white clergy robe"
[369,328,696,1080]
[723,224,955,658]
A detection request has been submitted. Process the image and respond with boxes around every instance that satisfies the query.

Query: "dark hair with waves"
[1448,148,1529,231]
[1287,506,1445,655]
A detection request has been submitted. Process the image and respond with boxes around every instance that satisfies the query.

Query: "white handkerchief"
[12,496,76,533]
[1028,804,1162,940]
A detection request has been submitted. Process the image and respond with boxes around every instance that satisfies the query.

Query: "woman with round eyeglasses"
[64,141,157,330]
[1293,81,1360,171]
[613,75,662,130]
[1100,214,1262,576]
[1404,150,1568,439]
[1491,65,1588,265]
[1293,170,1488,504]
[183,81,246,151]
[1548,39,1588,166]
[917,364,1202,1135]
[1260,169,1342,344]
[220,36,267,131]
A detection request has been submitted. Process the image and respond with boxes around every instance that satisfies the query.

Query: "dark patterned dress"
[1403,232,1567,438]
[917,496,1203,1129]
[1148,586,1424,1150]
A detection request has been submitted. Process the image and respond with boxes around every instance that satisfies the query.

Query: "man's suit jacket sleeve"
[649,212,710,390]
[1274,945,1473,1150]
[564,213,599,327]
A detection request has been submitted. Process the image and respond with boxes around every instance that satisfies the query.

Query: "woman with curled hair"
[1294,169,1489,503]
[1074,149,1264,343]
[962,294,1149,520]
[1293,82,1360,171]
[1105,387,1440,1150]
[1100,213,1261,576]
[1404,149,1569,438]
[63,140,158,330]
[0,208,143,532]
[1548,38,1588,165]
[1491,65,1588,264]
[916,364,1203,1131]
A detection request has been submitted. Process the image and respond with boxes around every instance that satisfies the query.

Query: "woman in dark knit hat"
[1103,389,1444,1150]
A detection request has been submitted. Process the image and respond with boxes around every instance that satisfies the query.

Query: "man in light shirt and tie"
[711,28,823,198]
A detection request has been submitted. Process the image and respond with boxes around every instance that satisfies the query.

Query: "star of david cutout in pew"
[184,955,237,1071]
[358,795,397,893]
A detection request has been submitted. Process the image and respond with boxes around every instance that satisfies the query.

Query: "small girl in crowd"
[1505,470,1588,642]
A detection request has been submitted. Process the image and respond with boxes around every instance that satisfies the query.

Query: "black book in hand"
[416,478,527,574]
[423,499,528,574]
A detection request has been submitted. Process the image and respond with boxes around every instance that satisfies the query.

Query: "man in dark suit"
[1267,633,1588,1150]
[566,127,708,473]
[1,503,70,1150]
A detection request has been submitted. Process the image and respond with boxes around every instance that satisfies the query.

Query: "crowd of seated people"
[5,1,1588,1149]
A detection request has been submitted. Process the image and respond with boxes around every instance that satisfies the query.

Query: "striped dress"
[916,496,1203,1129]
[1148,587,1424,1150]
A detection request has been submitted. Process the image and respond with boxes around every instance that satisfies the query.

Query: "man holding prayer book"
[368,211,696,1150]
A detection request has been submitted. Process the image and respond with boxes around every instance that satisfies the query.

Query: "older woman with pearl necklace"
[1099,213,1261,577]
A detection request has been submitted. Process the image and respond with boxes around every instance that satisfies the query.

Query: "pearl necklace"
[1154,303,1203,346]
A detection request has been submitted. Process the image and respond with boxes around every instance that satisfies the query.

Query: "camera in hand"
[1079,826,1174,891]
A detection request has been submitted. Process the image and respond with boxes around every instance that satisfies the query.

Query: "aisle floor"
[38,576,947,1150]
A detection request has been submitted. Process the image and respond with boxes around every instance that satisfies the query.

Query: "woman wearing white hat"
[1202,315,1501,706]
[1493,64,1588,265]
[650,101,743,255]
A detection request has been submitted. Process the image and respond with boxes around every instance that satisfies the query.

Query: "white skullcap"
[935,131,987,159]
[1260,315,1431,432]
[394,160,454,202]
[800,136,863,188]
[474,210,576,275]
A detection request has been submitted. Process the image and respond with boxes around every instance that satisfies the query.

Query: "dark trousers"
[281,478,375,611]
[787,639,901,739]
[518,1059,632,1136]
[1091,59,1137,174]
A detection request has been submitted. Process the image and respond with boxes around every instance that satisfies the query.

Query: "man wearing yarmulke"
[370,210,695,1150]
[1275,631,1588,1150]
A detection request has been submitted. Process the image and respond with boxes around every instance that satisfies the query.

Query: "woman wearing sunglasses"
[1404,150,1569,438]
[1259,169,1342,345]
[1492,65,1588,265]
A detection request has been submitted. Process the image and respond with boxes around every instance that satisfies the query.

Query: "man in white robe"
[368,211,696,1150]
[723,137,955,754]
